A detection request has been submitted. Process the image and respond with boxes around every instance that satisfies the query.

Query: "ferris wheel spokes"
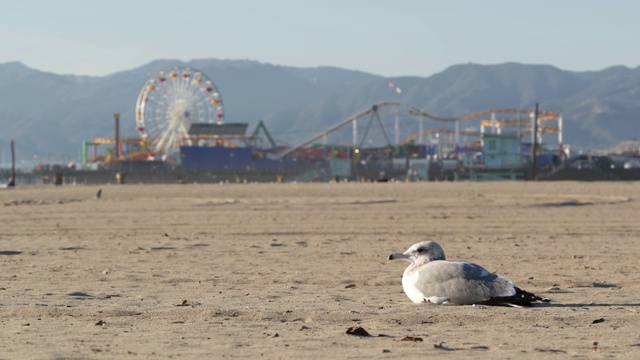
[134,66,225,157]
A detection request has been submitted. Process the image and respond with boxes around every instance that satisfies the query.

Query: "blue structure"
[180,146,253,171]
[482,134,522,169]
[180,146,300,172]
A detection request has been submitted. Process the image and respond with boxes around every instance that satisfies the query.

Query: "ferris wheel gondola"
[135,66,224,158]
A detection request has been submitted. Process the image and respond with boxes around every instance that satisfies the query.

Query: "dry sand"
[1,181,639,359]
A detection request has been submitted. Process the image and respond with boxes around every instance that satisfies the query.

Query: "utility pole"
[530,103,539,180]
[9,139,16,187]
[114,113,121,159]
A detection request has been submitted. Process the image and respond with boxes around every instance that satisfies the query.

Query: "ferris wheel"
[135,66,224,157]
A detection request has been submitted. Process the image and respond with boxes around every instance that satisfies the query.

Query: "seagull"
[388,241,547,307]
[95,189,102,200]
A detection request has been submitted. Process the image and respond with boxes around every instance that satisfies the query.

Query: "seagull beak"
[388,252,409,261]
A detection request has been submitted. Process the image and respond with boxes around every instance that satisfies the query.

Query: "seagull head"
[388,240,446,264]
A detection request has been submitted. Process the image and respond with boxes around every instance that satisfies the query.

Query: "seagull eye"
[416,248,426,253]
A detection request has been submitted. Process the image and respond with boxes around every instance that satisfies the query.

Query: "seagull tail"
[477,287,550,307]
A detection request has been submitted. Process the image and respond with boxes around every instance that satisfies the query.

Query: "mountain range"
[1,59,639,164]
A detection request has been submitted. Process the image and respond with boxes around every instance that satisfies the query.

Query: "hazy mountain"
[1,59,639,164]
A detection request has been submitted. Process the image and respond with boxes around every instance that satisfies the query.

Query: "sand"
[1,181,639,359]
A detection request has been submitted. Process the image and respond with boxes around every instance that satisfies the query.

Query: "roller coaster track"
[277,101,560,159]
[400,125,558,146]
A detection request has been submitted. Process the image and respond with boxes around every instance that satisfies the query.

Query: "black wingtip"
[477,287,549,307]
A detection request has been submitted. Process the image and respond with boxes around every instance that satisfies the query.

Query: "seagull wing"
[409,260,517,305]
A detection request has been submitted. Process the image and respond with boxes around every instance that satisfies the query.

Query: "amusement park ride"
[82,66,564,181]
[84,67,227,164]
[276,102,562,158]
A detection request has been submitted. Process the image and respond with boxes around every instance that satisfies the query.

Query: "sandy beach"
[1,181,639,359]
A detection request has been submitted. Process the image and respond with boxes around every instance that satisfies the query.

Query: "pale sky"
[1,0,638,77]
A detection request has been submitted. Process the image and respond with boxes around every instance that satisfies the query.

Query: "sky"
[0,0,638,78]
